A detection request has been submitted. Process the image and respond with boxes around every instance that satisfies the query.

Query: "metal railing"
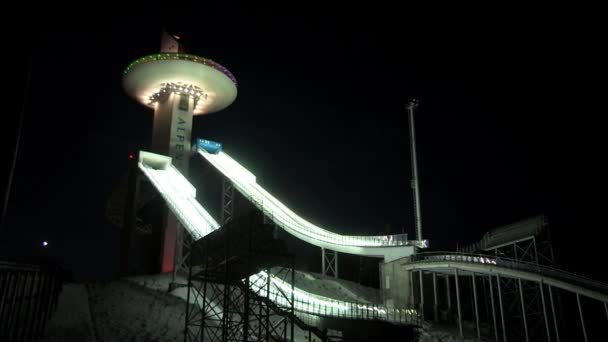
[254,286,418,325]
[248,271,418,325]
[408,252,608,295]
[0,259,64,341]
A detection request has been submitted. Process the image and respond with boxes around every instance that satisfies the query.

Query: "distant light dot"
[42,241,48,247]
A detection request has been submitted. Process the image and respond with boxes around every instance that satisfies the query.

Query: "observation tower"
[122,32,237,273]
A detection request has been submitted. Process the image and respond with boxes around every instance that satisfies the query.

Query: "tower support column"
[153,92,195,274]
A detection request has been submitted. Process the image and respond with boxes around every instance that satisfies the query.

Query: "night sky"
[1,9,604,283]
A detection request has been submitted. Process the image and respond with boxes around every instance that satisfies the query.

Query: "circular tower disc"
[123,53,237,115]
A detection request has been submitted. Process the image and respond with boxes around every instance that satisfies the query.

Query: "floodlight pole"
[406,99,423,242]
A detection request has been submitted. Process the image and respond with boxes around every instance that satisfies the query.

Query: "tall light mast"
[406,99,423,244]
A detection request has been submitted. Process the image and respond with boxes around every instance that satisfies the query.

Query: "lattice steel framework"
[222,179,234,225]
[322,248,338,278]
[488,235,554,267]
[184,211,301,342]
[408,250,608,342]
[185,252,296,342]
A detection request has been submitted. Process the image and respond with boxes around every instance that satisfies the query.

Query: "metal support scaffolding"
[518,278,529,342]
[454,269,463,338]
[409,271,415,307]
[472,274,480,341]
[321,248,338,278]
[488,275,498,342]
[548,285,560,342]
[184,211,324,342]
[539,280,551,342]
[576,294,588,342]
[173,223,194,281]
[496,275,507,342]
[221,179,234,224]
[492,261,545,342]
[488,233,553,267]
[419,271,424,321]
[446,275,451,318]
[433,272,438,322]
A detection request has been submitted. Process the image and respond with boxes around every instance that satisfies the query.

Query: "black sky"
[0,8,605,282]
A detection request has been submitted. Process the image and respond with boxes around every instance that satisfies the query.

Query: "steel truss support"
[548,285,560,342]
[518,278,530,342]
[221,179,234,224]
[576,294,588,342]
[488,234,554,267]
[418,271,424,321]
[173,221,196,282]
[446,274,451,320]
[184,213,303,342]
[496,275,507,342]
[433,272,438,322]
[181,178,234,286]
[186,259,296,342]
[322,248,338,278]
[538,280,551,342]
[409,271,415,308]
[455,269,463,338]
[495,270,545,342]
[472,273,480,341]
[430,268,582,342]
[488,275,498,342]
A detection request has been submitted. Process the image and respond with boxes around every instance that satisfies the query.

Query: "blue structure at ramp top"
[197,138,223,154]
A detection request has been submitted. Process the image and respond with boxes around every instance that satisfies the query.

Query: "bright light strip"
[198,148,411,248]
[424,254,497,265]
[139,153,417,323]
[138,162,219,240]
[248,271,416,321]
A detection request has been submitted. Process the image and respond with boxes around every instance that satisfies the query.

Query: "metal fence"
[0,258,63,341]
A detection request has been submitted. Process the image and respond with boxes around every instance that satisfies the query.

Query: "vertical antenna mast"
[406,99,423,243]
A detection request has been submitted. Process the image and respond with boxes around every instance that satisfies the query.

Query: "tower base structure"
[152,92,194,274]
[123,51,238,275]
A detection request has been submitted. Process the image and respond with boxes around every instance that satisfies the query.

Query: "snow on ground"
[87,279,185,342]
[416,320,495,342]
[40,274,487,342]
[126,273,321,342]
[41,283,96,342]
[282,268,382,304]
